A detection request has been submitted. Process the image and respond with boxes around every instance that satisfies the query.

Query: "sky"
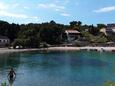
[0,0,115,25]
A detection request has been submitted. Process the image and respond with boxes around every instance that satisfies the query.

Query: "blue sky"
[0,0,115,25]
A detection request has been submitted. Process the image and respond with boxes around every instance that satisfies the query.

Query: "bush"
[104,81,115,86]
[1,81,7,86]
[12,38,40,48]
[81,31,108,43]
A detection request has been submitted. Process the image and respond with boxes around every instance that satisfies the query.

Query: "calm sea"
[0,50,115,86]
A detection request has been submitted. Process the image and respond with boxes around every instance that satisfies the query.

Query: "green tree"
[97,24,106,29]
[69,21,82,31]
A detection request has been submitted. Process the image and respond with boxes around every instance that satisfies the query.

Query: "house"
[100,28,107,35]
[63,30,81,43]
[0,36,10,47]
[106,24,115,35]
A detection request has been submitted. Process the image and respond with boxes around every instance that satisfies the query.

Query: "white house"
[0,36,10,47]
[106,24,115,35]
[100,28,107,35]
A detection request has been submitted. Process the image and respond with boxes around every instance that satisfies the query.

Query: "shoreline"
[45,47,115,52]
[0,47,115,54]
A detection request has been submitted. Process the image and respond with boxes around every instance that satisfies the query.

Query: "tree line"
[0,20,114,48]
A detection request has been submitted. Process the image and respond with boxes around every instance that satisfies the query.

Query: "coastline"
[0,47,115,54]
[44,47,115,52]
[0,48,40,54]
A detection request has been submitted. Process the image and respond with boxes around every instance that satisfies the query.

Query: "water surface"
[0,50,115,86]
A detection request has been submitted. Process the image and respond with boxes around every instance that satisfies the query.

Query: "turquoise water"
[0,50,115,86]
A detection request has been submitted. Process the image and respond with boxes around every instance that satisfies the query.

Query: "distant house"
[106,24,115,35]
[100,28,107,35]
[63,30,81,43]
[0,36,10,47]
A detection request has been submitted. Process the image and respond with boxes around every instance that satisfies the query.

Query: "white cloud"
[37,0,72,17]
[24,6,30,10]
[0,10,39,20]
[38,3,65,11]
[31,17,39,22]
[63,0,70,5]
[12,3,20,8]
[50,4,65,10]
[0,2,20,10]
[0,2,8,10]
[11,3,30,10]
[0,1,40,23]
[0,11,28,18]
[0,2,25,18]
[37,1,72,17]
[38,4,47,8]
[94,6,115,13]
[0,2,34,19]
[54,0,69,5]
[60,13,70,17]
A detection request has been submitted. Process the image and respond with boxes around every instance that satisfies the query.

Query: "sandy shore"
[46,47,115,52]
[0,48,41,54]
[0,47,80,54]
[0,47,115,54]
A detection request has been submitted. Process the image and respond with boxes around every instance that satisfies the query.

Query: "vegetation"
[104,81,115,86]
[0,20,114,48]
[1,81,7,86]
[81,32,108,43]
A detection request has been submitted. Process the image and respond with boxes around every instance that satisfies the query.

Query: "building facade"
[64,30,80,43]
[100,28,107,35]
[0,36,10,47]
[106,24,115,35]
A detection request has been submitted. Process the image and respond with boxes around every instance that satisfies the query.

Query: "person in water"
[8,68,16,80]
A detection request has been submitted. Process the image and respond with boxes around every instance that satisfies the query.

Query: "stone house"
[64,30,81,43]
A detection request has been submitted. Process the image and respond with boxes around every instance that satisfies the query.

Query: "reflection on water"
[0,52,21,86]
[8,77,16,86]
[0,51,115,86]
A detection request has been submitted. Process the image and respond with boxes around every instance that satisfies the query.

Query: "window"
[3,40,5,42]
[6,40,8,43]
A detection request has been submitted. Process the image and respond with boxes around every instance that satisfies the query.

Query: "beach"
[44,47,115,52]
[0,47,115,54]
[0,47,80,54]
[0,48,40,54]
